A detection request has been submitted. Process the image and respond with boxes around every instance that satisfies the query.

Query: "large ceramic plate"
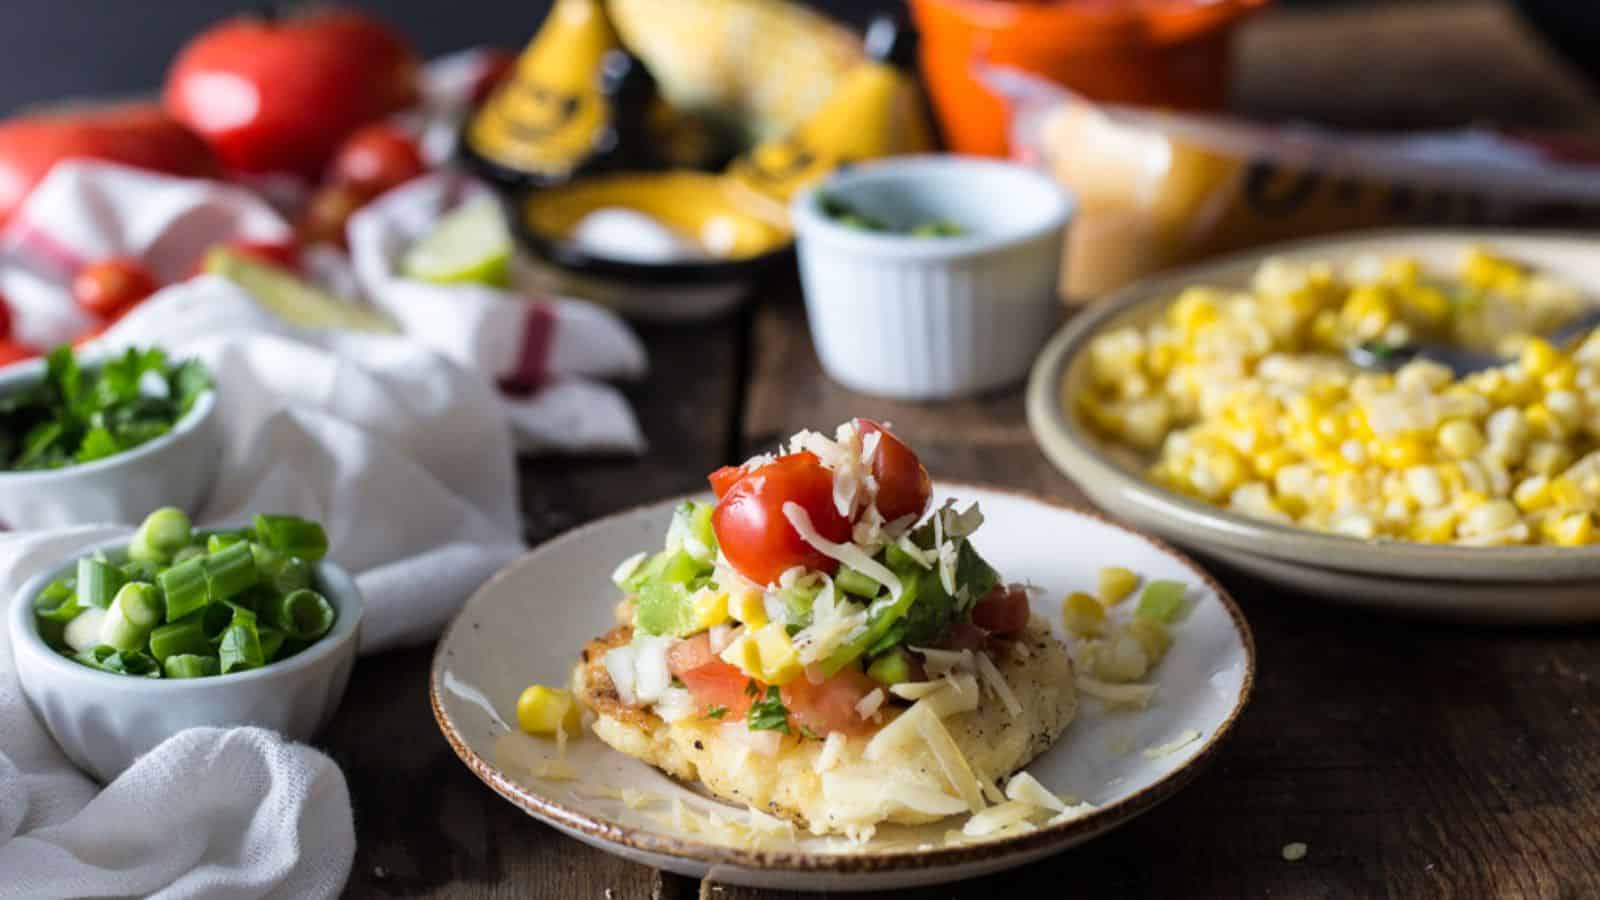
[1028,229,1600,623]
[432,483,1253,892]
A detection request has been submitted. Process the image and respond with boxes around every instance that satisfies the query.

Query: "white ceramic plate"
[1028,229,1600,623]
[432,483,1254,892]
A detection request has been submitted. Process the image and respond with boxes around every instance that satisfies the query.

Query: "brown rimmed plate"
[431,482,1254,891]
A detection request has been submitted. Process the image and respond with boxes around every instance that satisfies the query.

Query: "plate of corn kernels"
[1028,229,1600,623]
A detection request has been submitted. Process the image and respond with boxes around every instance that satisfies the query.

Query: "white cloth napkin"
[0,275,528,897]
[1,160,649,455]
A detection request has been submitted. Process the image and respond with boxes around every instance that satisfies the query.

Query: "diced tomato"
[668,633,756,718]
[971,584,1031,636]
[708,465,744,500]
[935,621,989,651]
[856,419,932,523]
[712,451,852,586]
[781,665,879,737]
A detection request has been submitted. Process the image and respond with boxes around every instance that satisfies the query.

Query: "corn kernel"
[728,589,767,628]
[1412,509,1458,543]
[517,685,582,737]
[1063,592,1106,637]
[1552,512,1593,546]
[1550,477,1585,509]
[1513,475,1552,511]
[691,589,730,630]
[1438,420,1485,459]
[1520,338,1561,378]
[1097,567,1141,606]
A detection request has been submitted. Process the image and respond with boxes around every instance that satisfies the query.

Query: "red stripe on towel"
[500,301,556,394]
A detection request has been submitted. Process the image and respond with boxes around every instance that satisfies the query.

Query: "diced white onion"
[708,624,737,654]
[602,645,638,705]
[632,636,673,704]
[653,687,698,722]
[611,551,647,587]
[854,688,885,720]
[721,721,783,757]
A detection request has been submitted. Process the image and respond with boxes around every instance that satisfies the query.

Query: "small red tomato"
[971,584,1031,637]
[712,452,853,586]
[0,339,38,366]
[708,465,745,500]
[857,419,932,523]
[72,258,158,318]
[329,124,426,193]
[297,181,378,249]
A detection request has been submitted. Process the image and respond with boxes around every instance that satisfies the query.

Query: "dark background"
[2,1,1594,116]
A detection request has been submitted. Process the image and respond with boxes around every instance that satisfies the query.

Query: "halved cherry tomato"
[935,621,989,651]
[712,451,852,586]
[329,124,426,193]
[781,665,879,737]
[857,419,931,523]
[0,339,38,367]
[72,258,157,318]
[668,633,756,718]
[971,584,1031,636]
[708,465,744,500]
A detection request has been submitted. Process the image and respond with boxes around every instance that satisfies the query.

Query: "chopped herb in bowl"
[0,344,211,471]
[34,506,338,678]
[816,193,965,238]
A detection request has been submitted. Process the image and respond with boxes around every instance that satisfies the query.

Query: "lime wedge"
[401,199,513,287]
[204,248,397,333]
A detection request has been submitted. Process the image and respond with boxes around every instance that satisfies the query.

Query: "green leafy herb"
[799,724,821,741]
[817,193,966,238]
[0,344,211,471]
[703,705,728,720]
[747,685,791,734]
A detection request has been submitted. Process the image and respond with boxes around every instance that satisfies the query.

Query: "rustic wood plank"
[713,295,1600,898]
[329,318,742,899]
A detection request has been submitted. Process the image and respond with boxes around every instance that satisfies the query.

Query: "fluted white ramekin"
[791,156,1072,400]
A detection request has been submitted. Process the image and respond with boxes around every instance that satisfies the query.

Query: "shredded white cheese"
[888,680,946,701]
[815,731,847,773]
[531,760,578,781]
[912,646,973,677]
[1004,772,1069,813]
[1045,801,1098,826]
[961,800,1038,836]
[910,705,987,812]
[782,502,903,598]
[1142,729,1203,759]
[975,650,1023,718]
[922,673,980,718]
[1077,676,1158,709]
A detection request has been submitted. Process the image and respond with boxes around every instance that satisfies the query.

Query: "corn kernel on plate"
[1028,229,1600,622]
[431,484,1252,891]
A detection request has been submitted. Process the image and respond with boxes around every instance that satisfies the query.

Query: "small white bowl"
[791,156,1072,400]
[0,358,220,529]
[9,541,363,781]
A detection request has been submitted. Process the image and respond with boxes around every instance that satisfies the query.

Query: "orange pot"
[910,0,1270,156]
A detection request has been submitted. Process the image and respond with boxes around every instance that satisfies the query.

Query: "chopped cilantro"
[747,685,790,734]
[703,705,728,720]
[744,679,761,698]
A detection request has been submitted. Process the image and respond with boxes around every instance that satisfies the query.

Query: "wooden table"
[328,3,1600,897]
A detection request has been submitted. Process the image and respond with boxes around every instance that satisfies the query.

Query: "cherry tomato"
[781,665,880,737]
[329,124,426,193]
[971,584,1031,636]
[0,296,11,340]
[0,339,38,367]
[297,181,378,249]
[668,633,756,719]
[72,258,157,318]
[857,419,932,523]
[712,452,852,586]
[708,465,744,500]
[936,621,990,651]
[73,321,110,347]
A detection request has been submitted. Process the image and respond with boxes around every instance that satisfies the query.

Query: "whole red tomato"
[712,452,852,586]
[329,124,425,193]
[0,104,217,226]
[296,181,378,249]
[73,258,158,318]
[163,9,419,177]
[856,419,932,523]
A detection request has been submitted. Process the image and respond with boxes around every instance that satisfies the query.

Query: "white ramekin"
[0,356,220,529]
[791,156,1072,400]
[10,541,363,781]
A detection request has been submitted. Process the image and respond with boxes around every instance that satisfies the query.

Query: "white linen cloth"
[0,275,529,897]
[1,161,649,455]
